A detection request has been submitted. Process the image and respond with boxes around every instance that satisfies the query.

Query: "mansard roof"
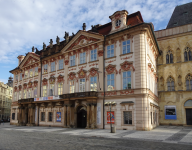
[167,2,192,29]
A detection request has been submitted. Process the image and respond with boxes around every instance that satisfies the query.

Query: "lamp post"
[104,101,116,133]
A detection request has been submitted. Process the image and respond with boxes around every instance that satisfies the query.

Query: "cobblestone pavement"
[0,123,192,150]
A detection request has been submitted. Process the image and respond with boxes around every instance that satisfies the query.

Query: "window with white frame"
[29,69,33,77]
[123,111,132,125]
[14,92,17,101]
[123,71,131,89]
[122,40,131,54]
[80,52,86,64]
[28,88,31,98]
[91,49,97,61]
[25,71,28,78]
[69,80,75,93]
[20,73,22,80]
[59,59,63,70]
[50,84,54,96]
[19,91,21,99]
[90,76,97,91]
[58,83,63,95]
[107,74,114,91]
[34,87,37,98]
[43,86,47,97]
[107,45,114,58]
[35,67,38,76]
[44,64,48,73]
[16,75,18,81]
[51,62,55,72]
[70,55,75,66]
[23,89,27,99]
[79,78,85,92]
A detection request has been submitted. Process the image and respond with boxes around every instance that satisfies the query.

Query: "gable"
[61,31,104,52]
[19,53,40,68]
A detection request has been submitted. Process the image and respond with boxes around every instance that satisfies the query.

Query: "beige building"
[0,81,12,121]
[10,10,159,131]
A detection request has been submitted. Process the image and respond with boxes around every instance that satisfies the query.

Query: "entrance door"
[186,109,192,125]
[77,106,87,128]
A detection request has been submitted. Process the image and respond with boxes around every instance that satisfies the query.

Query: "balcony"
[60,91,98,99]
[18,98,34,104]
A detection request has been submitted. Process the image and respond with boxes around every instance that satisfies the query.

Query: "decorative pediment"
[77,68,87,79]
[120,61,135,72]
[49,76,55,84]
[42,78,48,86]
[88,68,98,77]
[34,80,38,87]
[57,75,64,83]
[28,82,32,88]
[68,72,76,80]
[105,64,118,74]
[19,53,40,68]
[23,83,27,89]
[19,85,22,91]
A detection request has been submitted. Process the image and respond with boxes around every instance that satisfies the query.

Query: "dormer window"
[116,20,121,27]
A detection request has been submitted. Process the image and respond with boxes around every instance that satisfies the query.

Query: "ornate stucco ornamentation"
[57,75,64,83]
[34,81,38,87]
[64,60,69,65]
[23,83,27,89]
[49,76,55,84]
[120,61,135,72]
[19,85,22,91]
[106,64,118,74]
[42,78,48,86]
[120,90,134,95]
[28,82,32,88]
[77,68,87,79]
[98,50,104,57]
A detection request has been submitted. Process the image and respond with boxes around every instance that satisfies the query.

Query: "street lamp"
[104,101,116,133]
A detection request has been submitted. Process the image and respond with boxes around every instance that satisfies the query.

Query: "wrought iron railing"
[60,91,98,99]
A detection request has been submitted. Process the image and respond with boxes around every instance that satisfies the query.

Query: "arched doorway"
[77,106,87,128]
[184,100,192,125]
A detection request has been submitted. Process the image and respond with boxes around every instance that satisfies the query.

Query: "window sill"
[68,65,77,68]
[105,56,116,60]
[119,52,133,56]
[34,75,38,77]
[43,72,48,75]
[50,71,56,73]
[78,63,87,66]
[88,60,99,63]
[58,69,64,71]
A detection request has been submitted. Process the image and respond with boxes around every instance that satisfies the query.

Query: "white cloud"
[0,0,191,65]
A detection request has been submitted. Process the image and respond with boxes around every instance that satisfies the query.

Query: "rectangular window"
[80,52,86,64]
[14,92,17,101]
[123,71,131,89]
[91,49,97,61]
[107,74,114,91]
[122,40,131,54]
[51,62,55,72]
[50,84,54,96]
[90,76,97,91]
[29,69,33,77]
[58,83,63,95]
[19,91,21,99]
[20,73,22,80]
[79,78,85,92]
[12,113,15,120]
[23,89,27,99]
[123,111,132,125]
[48,112,53,122]
[28,88,31,98]
[41,112,45,121]
[35,67,38,76]
[34,87,37,98]
[43,86,47,97]
[69,80,75,93]
[44,64,48,74]
[59,59,63,70]
[25,71,28,78]
[70,55,75,66]
[107,45,114,58]
[16,75,18,81]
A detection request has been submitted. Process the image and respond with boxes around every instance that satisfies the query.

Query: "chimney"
[17,55,25,66]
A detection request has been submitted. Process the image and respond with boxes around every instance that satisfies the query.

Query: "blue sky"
[0,0,191,84]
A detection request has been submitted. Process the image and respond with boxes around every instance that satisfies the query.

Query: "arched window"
[166,50,173,64]
[184,47,192,61]
[184,100,192,107]
[167,77,175,91]
[186,74,192,90]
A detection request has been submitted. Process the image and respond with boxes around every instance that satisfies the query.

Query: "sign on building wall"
[56,112,61,122]
[34,96,61,101]
[107,111,115,124]
[97,103,101,125]
[165,105,177,120]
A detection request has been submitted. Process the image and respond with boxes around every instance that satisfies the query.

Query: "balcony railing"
[18,98,34,104]
[60,91,98,99]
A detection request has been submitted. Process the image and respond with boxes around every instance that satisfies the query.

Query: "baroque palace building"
[10,10,160,131]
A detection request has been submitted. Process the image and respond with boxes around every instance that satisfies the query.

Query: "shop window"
[79,78,85,92]
[107,45,114,58]
[90,76,97,91]
[69,80,75,93]
[59,59,63,70]
[70,55,75,66]
[80,52,86,64]
[184,47,192,61]
[12,113,15,120]
[107,74,114,91]
[123,71,131,89]
[41,112,45,121]
[123,111,132,125]
[122,40,131,54]
[48,112,53,122]
[91,49,97,61]
[167,77,175,91]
